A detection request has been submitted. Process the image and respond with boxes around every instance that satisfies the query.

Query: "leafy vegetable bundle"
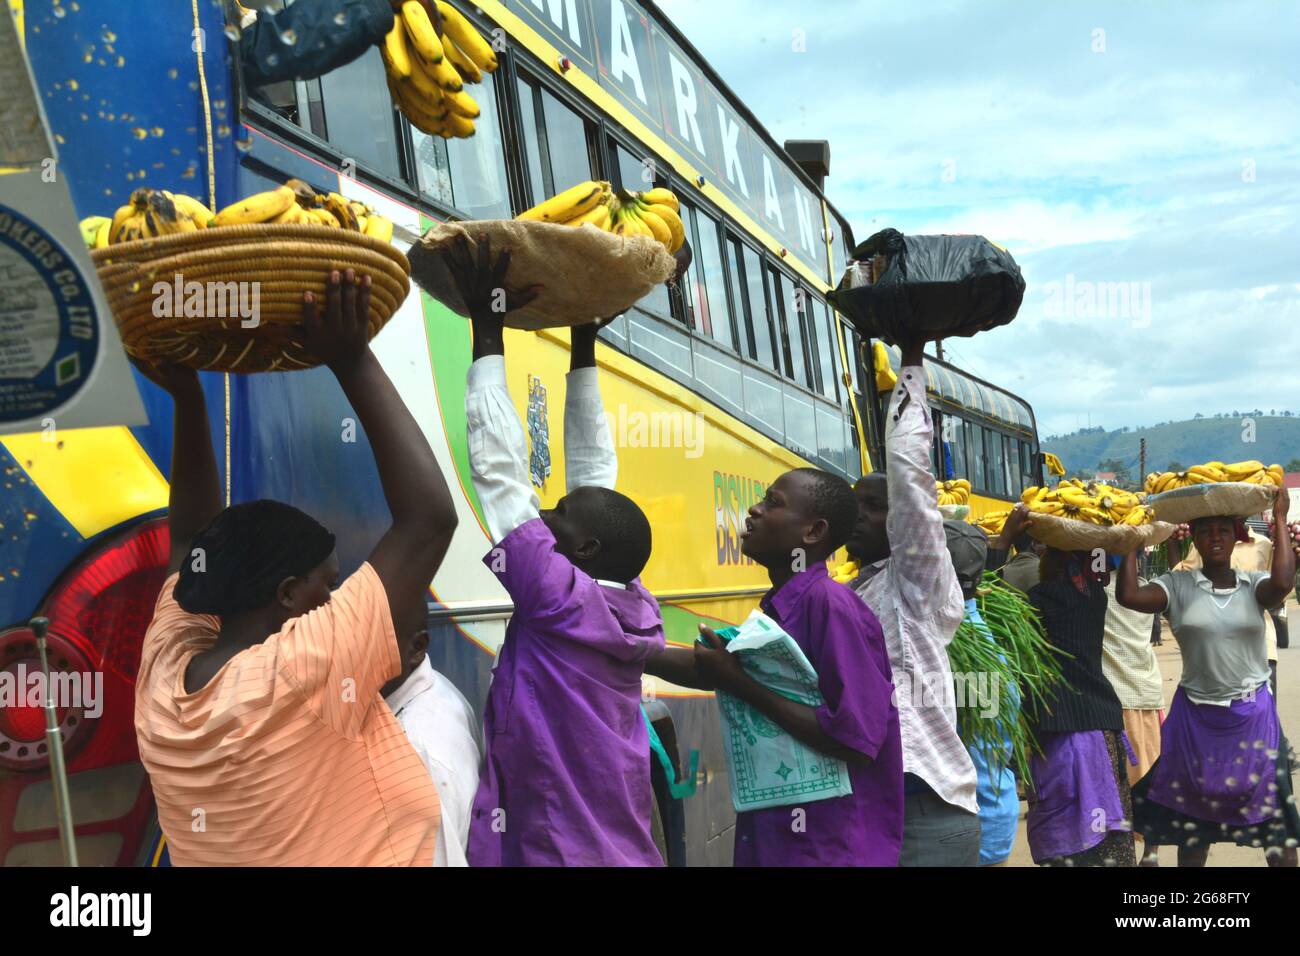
[947,572,1071,791]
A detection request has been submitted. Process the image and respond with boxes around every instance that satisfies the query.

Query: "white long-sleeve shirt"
[853,364,978,814]
[384,658,483,867]
[465,355,617,543]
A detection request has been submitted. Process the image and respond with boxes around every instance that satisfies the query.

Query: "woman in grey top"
[1117,491,1297,866]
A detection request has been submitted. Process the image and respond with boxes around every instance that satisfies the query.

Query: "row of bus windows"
[935,413,1037,500]
[253,28,862,409]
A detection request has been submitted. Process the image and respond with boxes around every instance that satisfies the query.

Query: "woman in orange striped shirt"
[134,270,458,865]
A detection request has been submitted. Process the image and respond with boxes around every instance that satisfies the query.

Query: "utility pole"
[1139,437,1146,486]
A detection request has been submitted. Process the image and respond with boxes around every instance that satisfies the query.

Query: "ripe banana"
[364,214,394,243]
[166,191,214,228]
[79,215,112,249]
[442,36,482,83]
[270,203,310,225]
[325,192,360,231]
[436,0,498,72]
[383,21,414,78]
[441,88,481,119]
[631,203,672,246]
[401,0,444,64]
[441,111,475,138]
[564,200,613,230]
[212,185,296,226]
[517,180,610,223]
[640,187,679,212]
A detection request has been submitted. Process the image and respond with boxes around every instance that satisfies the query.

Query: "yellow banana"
[631,204,672,248]
[109,203,137,243]
[639,187,679,212]
[364,214,394,243]
[93,219,112,248]
[435,0,498,72]
[1224,460,1266,480]
[167,191,214,228]
[641,201,684,251]
[212,185,296,226]
[326,192,360,231]
[441,88,481,119]
[79,215,111,249]
[442,36,482,83]
[383,21,414,78]
[517,180,610,222]
[564,200,612,230]
[441,111,475,138]
[614,207,652,238]
[401,0,444,63]
[270,204,309,224]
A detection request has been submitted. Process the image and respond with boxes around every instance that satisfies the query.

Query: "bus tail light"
[0,517,169,866]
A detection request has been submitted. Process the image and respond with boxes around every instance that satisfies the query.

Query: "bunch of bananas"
[1022,479,1155,526]
[208,180,394,241]
[831,559,861,585]
[936,478,971,506]
[516,180,686,255]
[381,0,497,140]
[974,510,1009,536]
[1144,460,1285,493]
[85,189,216,246]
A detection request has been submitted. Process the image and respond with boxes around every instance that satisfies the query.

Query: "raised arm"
[1116,549,1168,613]
[564,321,618,492]
[884,338,954,608]
[443,234,542,543]
[303,270,458,640]
[133,362,224,576]
[1257,492,1296,609]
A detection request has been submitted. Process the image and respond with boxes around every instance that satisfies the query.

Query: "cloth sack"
[409,219,675,329]
[713,611,853,813]
[1149,482,1277,524]
[1027,513,1175,554]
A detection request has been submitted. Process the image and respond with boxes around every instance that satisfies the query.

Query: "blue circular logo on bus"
[0,204,100,424]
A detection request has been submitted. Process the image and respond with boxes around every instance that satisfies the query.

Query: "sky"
[656,0,1300,438]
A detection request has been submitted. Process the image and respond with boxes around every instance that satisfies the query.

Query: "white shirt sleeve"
[465,355,540,543]
[563,366,617,492]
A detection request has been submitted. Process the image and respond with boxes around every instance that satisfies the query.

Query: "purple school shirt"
[733,565,904,866]
[468,518,666,866]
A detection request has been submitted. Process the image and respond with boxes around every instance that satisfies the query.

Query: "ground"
[1004,594,1299,867]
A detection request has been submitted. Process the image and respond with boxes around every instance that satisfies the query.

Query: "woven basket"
[1027,512,1176,555]
[91,224,410,372]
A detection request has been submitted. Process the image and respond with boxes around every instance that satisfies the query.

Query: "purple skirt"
[1133,684,1299,847]
[1027,730,1132,863]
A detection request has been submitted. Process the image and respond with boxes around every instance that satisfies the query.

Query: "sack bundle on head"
[408,220,676,330]
[827,228,1025,344]
[1026,512,1175,554]
[1149,482,1277,525]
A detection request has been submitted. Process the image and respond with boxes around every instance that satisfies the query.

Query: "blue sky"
[657,0,1300,438]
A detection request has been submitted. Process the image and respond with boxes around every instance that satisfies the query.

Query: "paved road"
[1005,596,1298,867]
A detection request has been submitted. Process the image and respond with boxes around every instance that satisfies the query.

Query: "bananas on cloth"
[936,478,971,506]
[1021,478,1156,527]
[1144,460,1285,492]
[381,1,498,139]
[516,181,686,256]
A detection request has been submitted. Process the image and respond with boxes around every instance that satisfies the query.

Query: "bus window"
[845,328,863,394]
[949,415,968,481]
[811,298,839,403]
[517,78,595,202]
[724,237,749,349]
[741,245,776,368]
[412,72,510,220]
[1021,440,1036,489]
[1006,435,1021,495]
[613,143,671,318]
[692,207,736,350]
[971,423,988,492]
[988,427,1007,496]
[772,272,810,389]
[318,47,402,180]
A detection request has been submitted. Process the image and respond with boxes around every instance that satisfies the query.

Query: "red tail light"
[0,517,169,866]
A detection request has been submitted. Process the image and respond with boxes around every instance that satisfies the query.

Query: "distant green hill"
[1043,415,1300,484]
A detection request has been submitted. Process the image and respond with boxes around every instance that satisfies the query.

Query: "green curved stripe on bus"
[416,215,486,530]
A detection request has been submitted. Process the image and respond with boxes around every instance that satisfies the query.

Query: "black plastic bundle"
[828,228,1025,344]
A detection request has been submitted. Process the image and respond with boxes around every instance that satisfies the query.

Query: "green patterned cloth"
[714,611,854,813]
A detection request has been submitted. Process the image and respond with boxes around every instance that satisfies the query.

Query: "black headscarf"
[175,499,336,616]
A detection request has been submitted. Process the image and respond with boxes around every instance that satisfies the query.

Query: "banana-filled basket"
[1144,461,1282,524]
[92,224,410,373]
[1020,480,1176,555]
[409,181,681,330]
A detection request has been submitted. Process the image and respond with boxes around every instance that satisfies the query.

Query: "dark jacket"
[236,0,394,87]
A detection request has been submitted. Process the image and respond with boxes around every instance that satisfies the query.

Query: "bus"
[0,0,1043,867]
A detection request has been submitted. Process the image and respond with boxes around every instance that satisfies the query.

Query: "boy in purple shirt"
[445,236,666,866]
[647,468,903,865]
